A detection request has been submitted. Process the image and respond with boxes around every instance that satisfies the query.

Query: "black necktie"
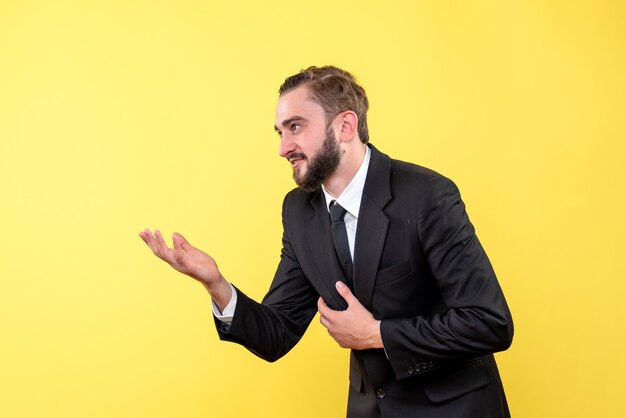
[329,200,354,287]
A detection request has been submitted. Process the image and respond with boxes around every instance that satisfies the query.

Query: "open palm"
[139,229,220,286]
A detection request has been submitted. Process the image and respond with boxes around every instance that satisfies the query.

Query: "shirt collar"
[322,146,371,218]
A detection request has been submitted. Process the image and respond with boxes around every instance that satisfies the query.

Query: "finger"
[154,230,174,260]
[173,232,193,252]
[319,314,331,330]
[317,296,326,312]
[172,233,183,251]
[139,228,151,241]
[141,229,160,254]
[139,229,155,244]
[317,297,334,318]
[336,281,358,306]
[172,247,187,266]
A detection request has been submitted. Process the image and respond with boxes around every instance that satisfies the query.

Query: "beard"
[292,125,342,192]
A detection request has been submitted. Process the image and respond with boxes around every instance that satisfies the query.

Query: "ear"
[336,111,359,142]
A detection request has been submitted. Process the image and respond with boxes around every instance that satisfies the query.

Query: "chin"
[293,167,307,181]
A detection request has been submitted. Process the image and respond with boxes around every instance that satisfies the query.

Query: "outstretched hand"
[139,229,221,285]
[139,229,232,311]
[318,281,383,350]
[138,229,233,311]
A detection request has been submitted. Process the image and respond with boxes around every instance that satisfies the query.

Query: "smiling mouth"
[287,153,306,168]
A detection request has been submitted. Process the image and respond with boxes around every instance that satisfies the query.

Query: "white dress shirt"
[213,147,371,323]
[321,146,371,260]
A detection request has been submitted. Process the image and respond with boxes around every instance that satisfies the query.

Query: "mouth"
[287,153,306,169]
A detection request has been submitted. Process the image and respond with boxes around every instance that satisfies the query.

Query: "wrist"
[370,320,384,349]
[203,275,232,312]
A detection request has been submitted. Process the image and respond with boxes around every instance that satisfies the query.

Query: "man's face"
[275,86,341,192]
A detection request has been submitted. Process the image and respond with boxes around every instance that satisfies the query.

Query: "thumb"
[336,281,357,306]
[173,232,193,252]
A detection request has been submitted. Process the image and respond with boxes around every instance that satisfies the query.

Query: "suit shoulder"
[389,158,457,192]
[282,187,315,213]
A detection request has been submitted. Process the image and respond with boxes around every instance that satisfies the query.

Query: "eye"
[290,123,301,132]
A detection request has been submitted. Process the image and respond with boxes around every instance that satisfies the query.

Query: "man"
[139,66,513,418]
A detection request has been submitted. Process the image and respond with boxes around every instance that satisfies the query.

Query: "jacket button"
[407,366,414,374]
[375,389,386,399]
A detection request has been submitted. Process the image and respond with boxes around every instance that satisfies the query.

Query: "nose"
[279,135,297,158]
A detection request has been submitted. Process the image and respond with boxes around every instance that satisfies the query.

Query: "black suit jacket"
[217,145,513,418]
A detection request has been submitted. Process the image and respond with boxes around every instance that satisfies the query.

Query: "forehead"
[275,86,326,126]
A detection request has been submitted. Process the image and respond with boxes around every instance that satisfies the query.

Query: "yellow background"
[1,1,625,417]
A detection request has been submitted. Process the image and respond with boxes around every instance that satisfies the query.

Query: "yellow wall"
[1,1,624,417]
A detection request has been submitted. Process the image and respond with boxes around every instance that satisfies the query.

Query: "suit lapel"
[353,145,392,310]
[304,191,350,310]
[301,145,393,312]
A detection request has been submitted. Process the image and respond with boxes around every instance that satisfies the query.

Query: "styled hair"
[279,66,369,143]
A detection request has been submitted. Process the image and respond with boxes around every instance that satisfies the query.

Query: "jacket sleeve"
[380,175,513,380]
[215,197,319,362]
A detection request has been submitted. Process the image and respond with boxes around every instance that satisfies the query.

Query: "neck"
[323,143,367,198]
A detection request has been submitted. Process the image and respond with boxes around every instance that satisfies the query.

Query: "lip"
[288,154,306,169]
[290,158,304,169]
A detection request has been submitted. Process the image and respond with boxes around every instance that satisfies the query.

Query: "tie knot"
[329,200,348,222]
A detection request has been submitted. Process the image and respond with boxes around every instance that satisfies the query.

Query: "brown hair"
[279,66,369,143]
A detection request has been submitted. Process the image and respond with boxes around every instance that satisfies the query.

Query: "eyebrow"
[274,116,307,132]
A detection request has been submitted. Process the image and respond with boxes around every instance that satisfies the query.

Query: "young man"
[140,66,513,418]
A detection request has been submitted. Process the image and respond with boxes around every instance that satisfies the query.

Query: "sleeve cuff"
[211,283,237,325]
